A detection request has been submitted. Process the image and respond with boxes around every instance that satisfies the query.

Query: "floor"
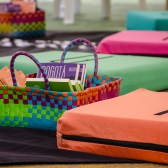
[1,163,168,168]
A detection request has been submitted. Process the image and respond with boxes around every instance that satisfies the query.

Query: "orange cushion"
[57,88,168,164]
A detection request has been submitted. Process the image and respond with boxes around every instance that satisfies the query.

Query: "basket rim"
[0,77,122,97]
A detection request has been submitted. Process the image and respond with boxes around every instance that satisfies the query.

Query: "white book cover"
[82,64,87,86]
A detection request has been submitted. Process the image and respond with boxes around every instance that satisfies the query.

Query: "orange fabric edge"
[57,132,168,164]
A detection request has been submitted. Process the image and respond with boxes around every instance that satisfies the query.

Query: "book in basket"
[78,64,87,87]
[36,62,80,81]
[0,3,21,12]
[71,80,81,91]
[26,78,74,92]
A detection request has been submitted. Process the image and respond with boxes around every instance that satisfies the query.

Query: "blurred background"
[37,0,167,31]
[0,0,167,56]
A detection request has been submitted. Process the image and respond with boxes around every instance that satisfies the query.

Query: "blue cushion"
[126,11,168,31]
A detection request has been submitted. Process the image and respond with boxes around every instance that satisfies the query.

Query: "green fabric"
[2,51,168,95]
[2,51,86,74]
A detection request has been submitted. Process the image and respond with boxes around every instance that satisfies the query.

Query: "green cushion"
[2,51,168,95]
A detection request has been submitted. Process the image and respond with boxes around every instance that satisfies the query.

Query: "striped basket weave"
[0,38,122,131]
[0,9,45,38]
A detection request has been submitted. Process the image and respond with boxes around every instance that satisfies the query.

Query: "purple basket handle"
[10,51,50,90]
[60,38,98,77]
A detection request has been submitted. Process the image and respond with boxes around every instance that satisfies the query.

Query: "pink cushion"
[97,30,168,56]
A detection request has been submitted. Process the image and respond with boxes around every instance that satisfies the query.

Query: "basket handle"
[60,38,98,77]
[10,51,50,90]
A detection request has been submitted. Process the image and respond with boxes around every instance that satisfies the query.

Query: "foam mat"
[1,51,168,95]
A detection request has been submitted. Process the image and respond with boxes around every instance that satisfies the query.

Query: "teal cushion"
[126,11,168,31]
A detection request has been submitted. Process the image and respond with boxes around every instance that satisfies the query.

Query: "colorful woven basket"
[0,9,45,38]
[0,38,122,131]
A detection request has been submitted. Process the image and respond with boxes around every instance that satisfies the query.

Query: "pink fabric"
[97,30,168,56]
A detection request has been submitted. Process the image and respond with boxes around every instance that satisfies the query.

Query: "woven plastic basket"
[0,38,122,131]
[0,9,45,38]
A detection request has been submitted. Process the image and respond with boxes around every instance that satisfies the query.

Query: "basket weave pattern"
[0,10,45,38]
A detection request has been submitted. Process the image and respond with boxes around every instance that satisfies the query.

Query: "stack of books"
[0,62,87,93]
[0,66,26,86]
[26,62,87,92]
